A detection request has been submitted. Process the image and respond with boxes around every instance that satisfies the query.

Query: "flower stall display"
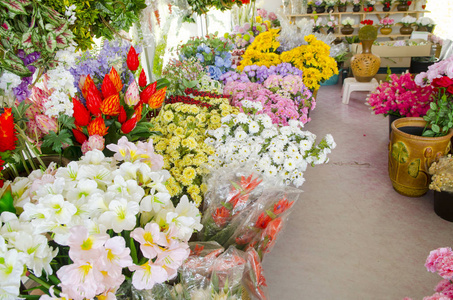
[367,72,433,118]
[381,0,392,11]
[185,0,253,18]
[364,0,376,11]
[150,92,239,207]
[325,15,338,34]
[0,137,202,299]
[400,15,416,26]
[223,79,314,125]
[220,63,303,85]
[205,101,336,188]
[379,17,395,34]
[416,17,435,31]
[177,34,234,81]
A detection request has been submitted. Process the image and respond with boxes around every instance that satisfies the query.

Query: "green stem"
[27,274,53,292]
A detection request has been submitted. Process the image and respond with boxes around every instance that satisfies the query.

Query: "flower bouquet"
[367,72,433,118]
[364,0,376,11]
[205,101,336,187]
[381,0,392,10]
[380,17,395,28]
[415,17,435,31]
[177,34,233,81]
[429,155,453,193]
[342,17,355,26]
[325,15,338,34]
[220,63,303,85]
[399,15,416,27]
[0,137,202,299]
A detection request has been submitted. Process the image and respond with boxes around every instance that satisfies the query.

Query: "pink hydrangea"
[367,72,434,117]
[425,247,453,273]
[415,56,453,86]
[81,134,105,154]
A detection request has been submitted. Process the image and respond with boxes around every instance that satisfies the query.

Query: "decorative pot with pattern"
[350,39,380,82]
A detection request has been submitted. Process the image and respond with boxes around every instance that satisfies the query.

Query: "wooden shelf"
[288,10,428,17]
[336,33,413,38]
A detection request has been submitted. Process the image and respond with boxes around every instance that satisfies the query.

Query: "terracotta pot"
[307,5,313,13]
[434,191,453,222]
[327,5,335,12]
[400,24,413,35]
[341,24,354,35]
[338,5,347,12]
[350,39,381,82]
[380,27,392,35]
[353,4,361,12]
[388,117,453,197]
[417,25,428,31]
[397,4,409,11]
[316,6,325,13]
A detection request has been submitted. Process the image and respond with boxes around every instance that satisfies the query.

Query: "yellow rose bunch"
[280,35,338,90]
[152,98,238,207]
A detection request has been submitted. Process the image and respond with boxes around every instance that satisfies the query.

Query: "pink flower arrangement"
[415,56,453,87]
[367,72,433,117]
[223,81,313,125]
[379,17,395,28]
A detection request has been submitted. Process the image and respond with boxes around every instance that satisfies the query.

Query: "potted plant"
[341,17,355,35]
[350,21,380,82]
[399,15,416,35]
[429,155,453,221]
[314,0,326,13]
[352,0,362,11]
[325,0,336,12]
[325,14,338,34]
[337,0,349,12]
[307,0,314,13]
[379,17,395,35]
[312,16,324,33]
[415,17,435,32]
[365,0,376,11]
[381,0,392,11]
[396,0,412,11]
[388,58,453,197]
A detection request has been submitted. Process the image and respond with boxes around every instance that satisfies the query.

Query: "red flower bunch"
[432,76,453,94]
[165,95,212,108]
[0,108,17,187]
[184,88,227,99]
[360,19,374,25]
[364,6,374,11]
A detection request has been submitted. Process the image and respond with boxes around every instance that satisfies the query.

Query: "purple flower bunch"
[70,40,140,99]
[13,50,41,102]
[220,63,303,85]
[223,81,312,125]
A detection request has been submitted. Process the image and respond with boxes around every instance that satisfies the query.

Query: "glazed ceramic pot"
[388,117,453,197]
[316,6,326,13]
[327,5,334,12]
[397,4,409,11]
[350,39,381,82]
[380,27,392,35]
[383,6,390,11]
[434,191,453,222]
[327,27,335,34]
[353,4,360,11]
[307,5,313,13]
[417,25,428,31]
[341,24,354,35]
[400,25,413,35]
[338,5,347,12]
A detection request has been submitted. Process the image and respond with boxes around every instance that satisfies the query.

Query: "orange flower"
[273,198,294,215]
[86,83,102,116]
[148,87,167,109]
[134,103,143,119]
[101,74,118,99]
[80,75,95,100]
[259,218,283,254]
[72,97,91,126]
[140,82,157,104]
[212,206,231,227]
[108,67,123,93]
[255,212,272,229]
[0,108,17,152]
[87,117,109,136]
[100,94,120,116]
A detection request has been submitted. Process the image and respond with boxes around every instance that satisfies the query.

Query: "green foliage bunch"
[358,24,378,40]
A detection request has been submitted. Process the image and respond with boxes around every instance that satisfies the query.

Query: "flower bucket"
[320,72,341,86]
[434,191,453,222]
[389,117,453,197]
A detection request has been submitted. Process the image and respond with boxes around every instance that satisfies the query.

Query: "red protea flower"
[100,94,121,116]
[140,82,157,104]
[108,67,123,93]
[121,116,138,134]
[148,87,167,109]
[101,74,118,99]
[118,106,127,123]
[127,46,140,71]
[212,206,231,227]
[72,97,91,126]
[87,117,109,136]
[0,108,17,152]
[139,69,147,87]
[72,128,88,144]
[86,83,103,116]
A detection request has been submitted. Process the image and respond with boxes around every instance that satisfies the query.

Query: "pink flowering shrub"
[406,247,453,300]
[223,81,313,125]
[367,72,433,117]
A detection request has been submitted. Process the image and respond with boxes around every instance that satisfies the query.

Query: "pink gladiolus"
[125,81,140,106]
[35,115,58,134]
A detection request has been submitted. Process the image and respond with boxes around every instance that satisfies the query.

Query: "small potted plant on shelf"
[325,0,336,12]
[352,0,362,12]
[429,155,453,221]
[341,17,355,35]
[313,16,324,33]
[399,15,416,35]
[325,14,338,34]
[379,17,395,35]
[337,0,349,12]
[415,17,435,32]
[381,0,392,11]
[365,0,376,11]
[307,1,314,13]
[396,0,412,11]
[314,0,326,13]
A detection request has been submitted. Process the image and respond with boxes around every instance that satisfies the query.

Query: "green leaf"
[0,0,27,15]
[422,129,435,137]
[432,124,440,133]
[44,32,57,52]
[42,130,73,154]
[430,102,437,110]
[0,186,16,214]
[21,31,33,47]
[58,115,75,130]
[408,159,421,178]
[55,35,67,49]
[1,56,32,77]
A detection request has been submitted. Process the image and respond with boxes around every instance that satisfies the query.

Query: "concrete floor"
[262,83,453,299]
